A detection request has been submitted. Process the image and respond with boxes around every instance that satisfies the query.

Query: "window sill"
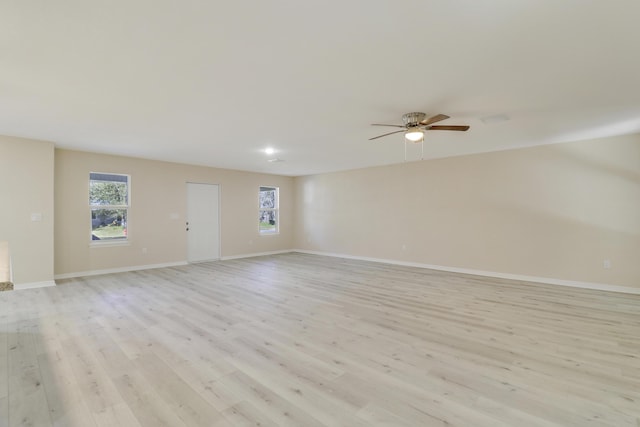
[90,240,130,248]
[259,232,280,236]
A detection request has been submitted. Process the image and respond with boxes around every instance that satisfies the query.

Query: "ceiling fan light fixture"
[405,128,424,142]
[369,112,469,142]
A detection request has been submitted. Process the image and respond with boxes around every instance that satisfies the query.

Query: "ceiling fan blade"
[420,114,449,126]
[371,124,406,128]
[427,125,470,131]
[369,129,405,140]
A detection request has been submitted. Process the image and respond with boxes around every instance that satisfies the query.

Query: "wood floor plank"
[0,395,7,427]
[215,370,326,427]
[7,319,53,427]
[58,325,138,424]
[91,402,143,427]
[34,319,98,427]
[0,312,8,427]
[220,401,280,427]
[1,253,639,426]
[132,352,225,427]
[110,371,189,427]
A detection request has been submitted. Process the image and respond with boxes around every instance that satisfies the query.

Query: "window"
[259,186,278,234]
[90,173,129,242]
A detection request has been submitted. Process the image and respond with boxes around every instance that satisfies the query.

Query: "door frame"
[186,181,222,263]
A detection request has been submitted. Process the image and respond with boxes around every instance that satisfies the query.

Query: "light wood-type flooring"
[1,253,639,426]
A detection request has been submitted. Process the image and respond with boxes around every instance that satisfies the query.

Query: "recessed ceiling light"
[264,147,275,155]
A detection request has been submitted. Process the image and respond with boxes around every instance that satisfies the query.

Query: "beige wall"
[294,133,640,288]
[3,133,638,288]
[55,149,293,276]
[0,136,55,285]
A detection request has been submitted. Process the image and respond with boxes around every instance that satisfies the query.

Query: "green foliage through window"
[90,173,129,241]
[259,186,278,234]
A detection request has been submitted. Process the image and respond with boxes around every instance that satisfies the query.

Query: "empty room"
[1,2,639,426]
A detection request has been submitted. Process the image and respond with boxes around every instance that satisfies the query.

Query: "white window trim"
[89,240,131,248]
[89,172,131,246]
[259,186,279,235]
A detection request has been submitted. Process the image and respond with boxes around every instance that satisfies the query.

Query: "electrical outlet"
[603,259,611,269]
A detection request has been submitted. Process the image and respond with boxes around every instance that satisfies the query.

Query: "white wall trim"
[221,249,293,261]
[54,252,295,280]
[51,249,638,295]
[13,280,56,290]
[293,249,640,295]
[54,261,189,280]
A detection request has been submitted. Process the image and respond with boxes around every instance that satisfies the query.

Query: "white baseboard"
[13,280,57,290]
[53,251,295,280]
[292,249,640,295]
[221,249,294,261]
[51,250,638,295]
[54,261,189,280]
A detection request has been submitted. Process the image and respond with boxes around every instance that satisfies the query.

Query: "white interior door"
[187,183,220,262]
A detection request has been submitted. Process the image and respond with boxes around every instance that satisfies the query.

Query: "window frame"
[259,186,279,235]
[89,172,131,246]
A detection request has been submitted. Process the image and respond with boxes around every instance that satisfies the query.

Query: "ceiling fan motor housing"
[402,112,426,127]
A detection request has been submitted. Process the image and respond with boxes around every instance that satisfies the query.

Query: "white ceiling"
[2,1,640,176]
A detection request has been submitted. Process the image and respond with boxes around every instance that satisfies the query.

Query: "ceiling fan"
[370,112,469,141]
